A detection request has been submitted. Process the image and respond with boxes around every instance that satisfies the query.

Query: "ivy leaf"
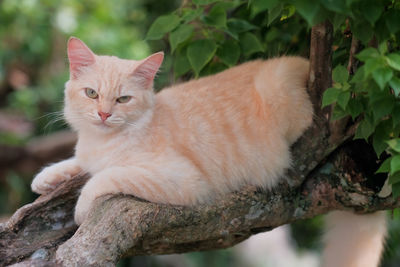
[346,98,364,119]
[356,47,380,62]
[385,9,400,34]
[146,14,180,40]
[360,0,383,25]
[250,0,279,18]
[239,32,264,56]
[203,5,227,28]
[192,0,218,5]
[386,53,400,71]
[372,67,393,90]
[373,119,391,156]
[389,77,400,97]
[294,0,321,26]
[337,91,350,109]
[181,8,204,23]
[376,157,391,174]
[217,39,240,66]
[227,19,258,34]
[392,182,400,199]
[320,0,349,14]
[169,24,194,52]
[322,87,341,107]
[354,119,374,140]
[371,95,394,121]
[174,50,191,78]
[268,3,283,25]
[187,39,217,77]
[332,65,349,83]
[352,20,373,44]
[387,139,400,153]
[389,172,400,184]
[391,155,400,174]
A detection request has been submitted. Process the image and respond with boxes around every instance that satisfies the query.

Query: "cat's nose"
[98,111,112,122]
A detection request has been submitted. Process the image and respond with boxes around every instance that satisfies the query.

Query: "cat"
[31,37,386,267]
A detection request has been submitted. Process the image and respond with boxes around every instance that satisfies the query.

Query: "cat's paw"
[31,165,73,195]
[74,192,94,225]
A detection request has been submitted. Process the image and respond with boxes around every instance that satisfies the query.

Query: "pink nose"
[98,111,112,122]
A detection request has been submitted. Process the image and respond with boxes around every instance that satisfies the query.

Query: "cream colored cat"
[31,37,386,267]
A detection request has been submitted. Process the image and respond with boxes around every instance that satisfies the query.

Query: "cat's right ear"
[67,37,96,79]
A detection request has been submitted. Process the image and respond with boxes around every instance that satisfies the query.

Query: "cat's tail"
[322,210,387,267]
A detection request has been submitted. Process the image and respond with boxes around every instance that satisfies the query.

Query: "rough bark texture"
[1,21,398,266]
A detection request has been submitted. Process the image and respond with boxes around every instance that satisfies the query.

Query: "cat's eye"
[85,88,98,99]
[116,96,132,103]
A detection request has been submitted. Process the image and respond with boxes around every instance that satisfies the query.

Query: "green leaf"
[392,182,400,199]
[385,9,400,34]
[174,51,191,78]
[322,87,341,107]
[356,48,380,62]
[181,8,204,23]
[392,103,400,127]
[354,119,374,140]
[146,14,180,40]
[390,172,400,184]
[360,0,383,25]
[187,39,217,77]
[193,0,218,4]
[250,0,279,18]
[239,32,264,56]
[203,5,227,28]
[332,13,346,32]
[351,20,373,44]
[387,139,400,153]
[376,157,391,173]
[227,19,258,34]
[373,119,391,156]
[169,24,194,52]
[386,53,400,71]
[364,57,386,77]
[332,65,349,83]
[293,0,320,26]
[371,95,394,121]
[391,155,400,174]
[389,77,400,97]
[372,68,393,90]
[337,91,350,109]
[320,0,348,14]
[217,40,240,66]
[331,105,348,121]
[346,98,364,119]
[268,3,283,25]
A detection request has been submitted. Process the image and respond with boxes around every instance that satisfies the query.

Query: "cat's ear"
[132,52,164,89]
[67,37,96,79]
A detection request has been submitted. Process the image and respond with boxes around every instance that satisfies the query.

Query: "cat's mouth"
[93,120,113,128]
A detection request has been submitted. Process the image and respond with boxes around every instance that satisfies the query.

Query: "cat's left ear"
[132,52,164,89]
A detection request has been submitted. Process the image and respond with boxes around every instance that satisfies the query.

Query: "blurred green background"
[0,1,399,266]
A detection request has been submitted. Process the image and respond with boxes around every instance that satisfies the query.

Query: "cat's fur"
[31,37,386,267]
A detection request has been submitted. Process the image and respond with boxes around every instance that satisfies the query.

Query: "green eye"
[85,88,98,99]
[116,96,132,103]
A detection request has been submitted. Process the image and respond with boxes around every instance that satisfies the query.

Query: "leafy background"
[1,0,400,266]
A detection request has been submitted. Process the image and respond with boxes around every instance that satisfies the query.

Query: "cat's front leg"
[74,165,185,225]
[32,158,82,194]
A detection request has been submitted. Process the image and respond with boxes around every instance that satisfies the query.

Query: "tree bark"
[0,21,397,267]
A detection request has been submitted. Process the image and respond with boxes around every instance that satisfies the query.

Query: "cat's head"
[64,37,163,134]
